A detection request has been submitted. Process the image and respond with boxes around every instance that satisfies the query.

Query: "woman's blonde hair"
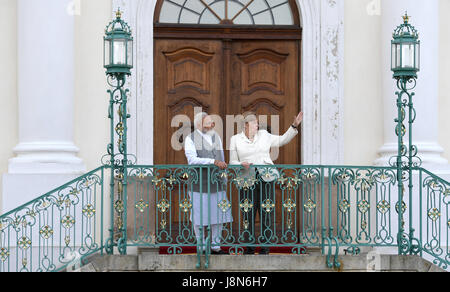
[242,111,257,124]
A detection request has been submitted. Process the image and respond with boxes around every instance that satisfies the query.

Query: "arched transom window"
[157,0,299,25]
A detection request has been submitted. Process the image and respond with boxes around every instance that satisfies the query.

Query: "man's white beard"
[205,130,215,137]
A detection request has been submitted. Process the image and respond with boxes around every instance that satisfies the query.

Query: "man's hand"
[241,162,253,170]
[214,160,228,170]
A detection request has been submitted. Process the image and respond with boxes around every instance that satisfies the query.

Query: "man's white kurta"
[189,191,233,226]
[185,130,233,226]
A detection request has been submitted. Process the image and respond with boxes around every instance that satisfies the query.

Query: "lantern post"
[103,9,134,255]
[390,13,422,255]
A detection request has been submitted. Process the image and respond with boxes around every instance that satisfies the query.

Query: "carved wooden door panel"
[154,39,223,165]
[229,41,300,163]
[154,40,300,166]
[154,40,223,236]
[229,40,301,236]
[154,39,301,242]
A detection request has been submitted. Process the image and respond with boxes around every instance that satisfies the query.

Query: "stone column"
[375,0,448,169]
[2,0,85,212]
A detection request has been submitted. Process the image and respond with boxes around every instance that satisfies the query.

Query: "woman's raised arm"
[269,111,303,148]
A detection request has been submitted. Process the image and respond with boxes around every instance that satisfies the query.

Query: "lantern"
[104,9,133,75]
[391,13,420,79]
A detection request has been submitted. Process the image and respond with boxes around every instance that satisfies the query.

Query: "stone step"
[77,252,445,272]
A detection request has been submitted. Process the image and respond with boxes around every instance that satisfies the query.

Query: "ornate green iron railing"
[0,164,449,271]
[418,168,450,268]
[117,164,402,269]
[100,164,450,269]
[0,167,107,272]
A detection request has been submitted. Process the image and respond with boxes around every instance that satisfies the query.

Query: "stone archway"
[113,0,344,166]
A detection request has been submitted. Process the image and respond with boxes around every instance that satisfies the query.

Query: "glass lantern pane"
[113,22,122,30]
[391,43,395,70]
[401,43,414,68]
[104,39,111,67]
[127,40,133,67]
[113,40,126,65]
[416,43,420,70]
[396,44,401,68]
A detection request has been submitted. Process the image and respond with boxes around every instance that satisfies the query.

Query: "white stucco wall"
[74,0,111,172]
[343,0,383,165]
[0,0,18,212]
[439,0,450,162]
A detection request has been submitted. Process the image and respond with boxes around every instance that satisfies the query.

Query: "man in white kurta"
[184,113,233,254]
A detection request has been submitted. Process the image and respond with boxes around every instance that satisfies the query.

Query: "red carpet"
[159,246,307,255]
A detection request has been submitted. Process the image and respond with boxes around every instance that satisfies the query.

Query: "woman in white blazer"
[229,111,303,254]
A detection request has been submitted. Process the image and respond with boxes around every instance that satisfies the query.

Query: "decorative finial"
[116,8,122,19]
[402,11,410,24]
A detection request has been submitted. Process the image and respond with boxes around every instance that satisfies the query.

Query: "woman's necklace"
[245,130,255,142]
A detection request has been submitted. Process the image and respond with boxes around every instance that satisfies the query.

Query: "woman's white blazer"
[229,127,298,182]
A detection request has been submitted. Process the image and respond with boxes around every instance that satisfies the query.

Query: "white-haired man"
[184,112,233,255]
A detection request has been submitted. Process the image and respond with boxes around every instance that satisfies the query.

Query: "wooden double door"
[154,39,301,165]
[154,38,301,237]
